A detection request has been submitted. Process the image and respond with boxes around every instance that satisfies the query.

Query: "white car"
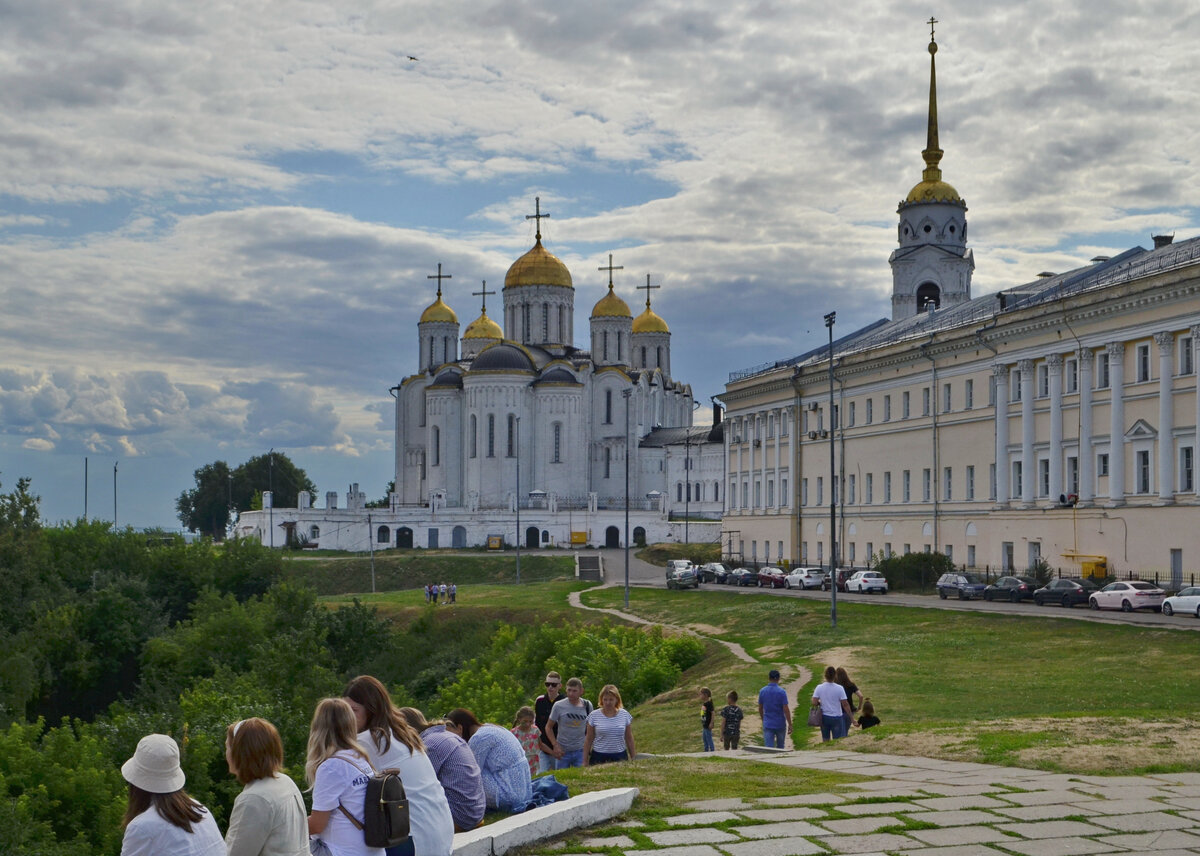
[785,567,826,589]
[1088,580,1166,612]
[1161,586,1200,617]
[845,570,888,594]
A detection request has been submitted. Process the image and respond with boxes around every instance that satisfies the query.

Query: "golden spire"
[903,18,962,206]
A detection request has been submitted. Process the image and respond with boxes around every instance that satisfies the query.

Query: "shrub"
[874,551,954,592]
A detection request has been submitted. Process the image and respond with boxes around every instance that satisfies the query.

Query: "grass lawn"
[284,551,574,595]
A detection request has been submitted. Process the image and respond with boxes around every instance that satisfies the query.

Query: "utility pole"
[515,417,521,585]
[825,311,838,629]
[83,456,88,521]
[623,389,632,608]
[268,448,274,549]
[368,512,376,593]
[113,461,118,526]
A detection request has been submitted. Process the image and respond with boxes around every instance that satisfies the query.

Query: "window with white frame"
[801,478,808,506]
[781,416,788,436]
[1181,336,1195,375]
[903,391,911,418]
[884,471,892,503]
[1038,458,1050,496]
[767,413,774,438]
[742,481,749,508]
[849,401,856,426]
[883,395,891,421]
[943,383,951,412]
[966,464,975,500]
[816,477,823,506]
[944,544,953,562]
[767,480,774,506]
[1182,446,1195,492]
[1096,352,1110,388]
[1136,450,1151,493]
[866,398,873,423]
[967,544,976,567]
[848,542,855,563]
[1013,460,1023,495]
[922,468,931,501]
[754,481,761,506]
[865,473,873,504]
[729,481,737,509]
[943,467,952,501]
[903,470,911,502]
[1067,455,1079,495]
[1097,453,1109,476]
[1037,364,1049,398]
[1065,357,1078,392]
[1011,370,1022,401]
[965,378,974,409]
[781,477,788,501]
[848,474,856,504]
[1137,343,1151,382]
[921,387,930,416]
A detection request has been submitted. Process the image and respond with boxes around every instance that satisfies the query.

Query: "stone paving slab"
[819,832,920,853]
[1179,809,1200,823]
[1073,775,1166,786]
[838,801,920,815]
[1152,773,1200,785]
[1072,797,1172,815]
[623,846,725,856]
[909,784,1005,797]
[904,826,1012,847]
[1096,829,1200,850]
[998,837,1121,856]
[662,812,741,826]
[911,796,1009,811]
[579,835,635,848]
[718,837,826,856]
[995,819,1108,838]
[1162,785,1200,796]
[818,816,900,835]
[900,847,1013,856]
[683,798,750,811]
[904,810,1001,827]
[1074,785,1176,801]
[734,807,824,821]
[1162,796,1200,810]
[993,803,1099,821]
[729,821,827,839]
[645,829,741,846]
[1087,812,1198,832]
[994,790,1097,806]
[757,792,846,806]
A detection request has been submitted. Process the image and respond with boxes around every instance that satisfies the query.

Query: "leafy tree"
[365,481,395,508]
[233,453,316,514]
[0,476,40,533]
[176,460,234,539]
[177,454,316,538]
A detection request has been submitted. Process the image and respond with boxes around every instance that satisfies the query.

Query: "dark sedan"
[1033,577,1100,607]
[984,575,1037,602]
[757,567,788,588]
[729,568,758,586]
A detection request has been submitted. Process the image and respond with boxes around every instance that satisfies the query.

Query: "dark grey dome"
[431,370,463,388]
[470,343,535,372]
[536,367,580,385]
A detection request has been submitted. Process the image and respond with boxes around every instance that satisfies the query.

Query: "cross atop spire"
[638,274,660,308]
[427,262,452,298]
[922,19,943,183]
[928,16,937,41]
[525,196,550,241]
[472,280,495,312]
[598,253,624,289]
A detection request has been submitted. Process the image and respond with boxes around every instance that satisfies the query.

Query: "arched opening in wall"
[916,282,941,312]
[377,525,390,543]
[397,527,414,549]
[541,529,550,544]
[656,346,662,368]
[633,526,646,546]
[640,346,647,367]
[452,525,467,548]
[310,525,320,541]
[526,526,539,549]
[605,526,620,548]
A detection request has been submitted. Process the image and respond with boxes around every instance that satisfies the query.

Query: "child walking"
[699,687,715,752]
[854,698,881,730]
[719,691,743,750]
[511,705,541,776]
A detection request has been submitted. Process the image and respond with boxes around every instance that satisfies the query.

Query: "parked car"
[697,562,730,584]
[1089,580,1166,612]
[1162,586,1200,617]
[845,570,889,593]
[728,567,758,586]
[936,572,988,600]
[757,566,788,588]
[1033,577,1099,607]
[983,575,1037,602]
[665,561,698,590]
[822,568,854,592]
[785,567,826,589]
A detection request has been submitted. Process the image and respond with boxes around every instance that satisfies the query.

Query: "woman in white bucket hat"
[120,733,224,856]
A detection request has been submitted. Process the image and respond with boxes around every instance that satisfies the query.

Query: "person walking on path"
[835,667,863,738]
[698,687,715,752]
[583,685,635,766]
[546,677,593,769]
[757,669,791,749]
[719,691,743,750]
[533,672,562,773]
[811,665,853,742]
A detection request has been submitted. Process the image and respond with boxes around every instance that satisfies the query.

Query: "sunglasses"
[545,681,560,687]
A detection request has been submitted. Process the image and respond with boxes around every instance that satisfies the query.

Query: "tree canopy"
[176,453,316,538]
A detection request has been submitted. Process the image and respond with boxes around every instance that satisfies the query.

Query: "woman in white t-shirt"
[810,665,851,743]
[305,698,385,856]
[582,684,635,766]
[120,733,224,856]
[344,675,454,856]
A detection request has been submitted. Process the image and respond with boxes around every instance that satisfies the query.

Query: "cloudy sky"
[2,0,1198,529]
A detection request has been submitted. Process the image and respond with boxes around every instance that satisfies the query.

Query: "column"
[773,408,782,509]
[759,413,767,510]
[1194,327,1200,497]
[1078,348,1094,504]
[1157,331,1174,501]
[1108,342,1126,504]
[1019,359,1035,505]
[723,413,732,514]
[993,364,1010,504]
[735,417,743,513]
[1047,355,1063,503]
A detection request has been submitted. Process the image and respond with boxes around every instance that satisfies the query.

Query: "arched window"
[428,337,435,368]
[507,414,516,457]
[310,525,320,540]
[656,346,663,367]
[640,346,647,367]
[695,482,702,501]
[917,282,941,312]
[487,414,495,457]
[542,303,549,341]
[552,423,562,463]
[677,482,683,502]
[377,525,390,543]
[602,330,609,360]
[559,305,565,341]
[714,481,720,502]
[432,426,440,466]
[604,447,611,479]
[470,415,477,458]
[617,332,623,361]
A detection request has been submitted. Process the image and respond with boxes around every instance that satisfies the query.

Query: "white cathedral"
[237,205,725,551]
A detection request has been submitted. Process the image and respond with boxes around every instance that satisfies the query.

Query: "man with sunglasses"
[534,672,562,773]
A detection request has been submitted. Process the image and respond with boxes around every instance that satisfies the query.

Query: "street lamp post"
[515,417,521,585]
[268,448,274,549]
[623,389,632,609]
[825,312,838,629]
[684,432,690,545]
[113,461,118,527]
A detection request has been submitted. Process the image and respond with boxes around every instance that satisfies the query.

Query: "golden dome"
[463,309,503,340]
[420,295,458,324]
[905,178,962,205]
[633,303,669,334]
[591,285,632,318]
[505,239,573,289]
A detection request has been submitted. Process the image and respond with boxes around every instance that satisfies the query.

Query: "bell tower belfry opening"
[889,20,974,321]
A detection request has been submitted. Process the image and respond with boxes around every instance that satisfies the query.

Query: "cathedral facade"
[237,208,724,551]
[721,34,1200,584]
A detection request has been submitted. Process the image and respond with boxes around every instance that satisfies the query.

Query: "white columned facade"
[1078,348,1094,504]
[736,419,744,512]
[723,416,732,513]
[993,365,1010,504]
[773,408,782,509]
[759,413,767,510]
[1194,327,1200,498]
[1019,359,1035,505]
[1108,342,1126,504]
[1157,332,1174,502]
[1047,354,1064,503]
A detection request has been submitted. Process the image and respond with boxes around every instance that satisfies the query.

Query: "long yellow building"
[720,33,1200,585]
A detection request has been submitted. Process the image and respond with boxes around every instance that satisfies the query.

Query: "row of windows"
[677,481,720,502]
[729,411,791,444]
[798,466,982,505]
[728,477,790,510]
[1010,447,1197,496]
[431,418,565,464]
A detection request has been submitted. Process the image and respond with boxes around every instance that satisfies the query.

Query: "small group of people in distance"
[119,672,636,856]
[424,582,456,604]
[532,672,637,771]
[751,666,881,750]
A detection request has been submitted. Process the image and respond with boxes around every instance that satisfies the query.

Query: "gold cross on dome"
[427,263,452,297]
[525,197,550,240]
[638,274,660,308]
[472,280,495,312]
[598,253,624,287]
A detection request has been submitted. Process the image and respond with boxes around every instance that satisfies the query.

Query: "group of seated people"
[118,675,559,856]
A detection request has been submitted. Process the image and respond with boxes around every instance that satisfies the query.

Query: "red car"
[821,568,854,592]
[756,567,788,588]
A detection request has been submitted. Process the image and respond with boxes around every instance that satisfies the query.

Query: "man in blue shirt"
[757,669,792,749]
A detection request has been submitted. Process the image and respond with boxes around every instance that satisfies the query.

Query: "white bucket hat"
[121,734,186,794]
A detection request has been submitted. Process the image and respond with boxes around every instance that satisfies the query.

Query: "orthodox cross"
[472,280,495,312]
[598,253,624,287]
[927,16,937,41]
[638,274,660,308]
[525,196,550,240]
[427,263,452,298]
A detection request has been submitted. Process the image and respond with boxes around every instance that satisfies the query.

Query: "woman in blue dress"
[444,709,532,812]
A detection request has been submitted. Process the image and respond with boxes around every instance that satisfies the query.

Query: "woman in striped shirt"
[582,684,636,766]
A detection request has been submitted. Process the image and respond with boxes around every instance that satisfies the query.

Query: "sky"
[2,0,1199,530]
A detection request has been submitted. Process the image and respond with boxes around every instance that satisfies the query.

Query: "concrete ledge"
[452,787,639,856]
[742,744,792,755]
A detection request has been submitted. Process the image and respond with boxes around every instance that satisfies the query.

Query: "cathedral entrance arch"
[397,527,413,549]
[605,526,620,548]
[452,526,467,548]
[525,526,539,549]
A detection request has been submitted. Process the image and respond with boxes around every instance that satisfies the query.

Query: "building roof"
[504,239,572,289]
[470,342,536,372]
[592,284,632,318]
[639,423,723,448]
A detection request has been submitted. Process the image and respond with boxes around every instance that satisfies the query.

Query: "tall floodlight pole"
[84,456,88,521]
[623,389,632,608]
[368,512,376,593]
[684,433,690,545]
[268,448,274,549]
[825,312,838,628]
[113,462,118,526]
[515,417,521,585]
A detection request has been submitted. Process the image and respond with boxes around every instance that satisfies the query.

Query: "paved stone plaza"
[563,750,1200,856]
